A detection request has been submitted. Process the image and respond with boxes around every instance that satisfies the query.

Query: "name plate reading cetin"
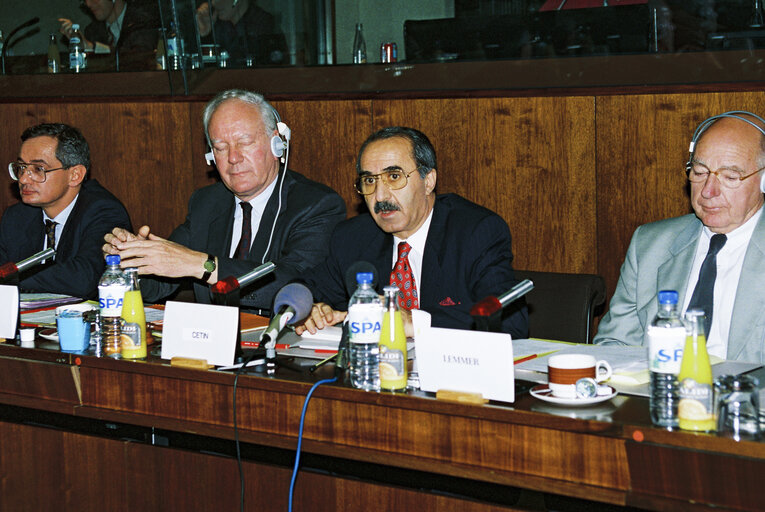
[417,326,514,403]
[161,301,238,366]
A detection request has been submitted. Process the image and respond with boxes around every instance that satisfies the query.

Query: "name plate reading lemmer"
[161,301,238,366]
[416,326,514,403]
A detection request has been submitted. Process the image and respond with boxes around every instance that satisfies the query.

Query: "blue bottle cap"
[657,290,678,305]
[105,254,121,266]
[356,272,373,284]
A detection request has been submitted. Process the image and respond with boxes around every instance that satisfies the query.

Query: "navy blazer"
[140,169,346,313]
[306,194,528,338]
[0,179,131,298]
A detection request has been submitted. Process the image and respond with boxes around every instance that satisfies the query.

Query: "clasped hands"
[102,226,211,281]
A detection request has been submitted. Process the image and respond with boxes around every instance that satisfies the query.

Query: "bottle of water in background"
[99,255,127,358]
[352,23,366,64]
[47,33,60,74]
[646,290,685,428]
[347,272,382,391]
[68,24,86,72]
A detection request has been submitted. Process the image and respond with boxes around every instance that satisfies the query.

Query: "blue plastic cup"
[56,306,91,352]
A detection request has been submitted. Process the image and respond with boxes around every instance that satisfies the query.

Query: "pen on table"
[310,353,338,373]
[513,350,558,365]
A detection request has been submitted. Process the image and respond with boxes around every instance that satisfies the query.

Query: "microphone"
[260,282,313,346]
[470,279,534,317]
[260,282,313,374]
[210,261,276,296]
[0,247,56,282]
[2,17,40,75]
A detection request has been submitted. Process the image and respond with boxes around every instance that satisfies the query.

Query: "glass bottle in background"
[379,285,407,391]
[677,309,715,432]
[352,23,366,64]
[47,34,60,74]
[646,290,685,428]
[347,272,382,391]
[155,29,166,70]
[99,255,127,358]
[68,24,86,72]
[120,268,146,360]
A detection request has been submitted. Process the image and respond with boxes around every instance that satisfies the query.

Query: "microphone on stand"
[470,279,534,333]
[210,261,276,299]
[0,247,55,283]
[259,283,313,374]
[2,17,40,75]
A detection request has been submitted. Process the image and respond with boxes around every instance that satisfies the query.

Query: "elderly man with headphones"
[103,89,346,316]
[59,0,159,55]
[595,111,765,363]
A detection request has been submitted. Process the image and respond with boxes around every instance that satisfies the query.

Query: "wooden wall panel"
[596,92,765,298]
[373,97,597,274]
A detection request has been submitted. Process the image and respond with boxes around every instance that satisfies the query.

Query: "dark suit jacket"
[85,0,160,53]
[0,179,132,299]
[305,194,528,338]
[140,170,346,313]
[212,4,288,64]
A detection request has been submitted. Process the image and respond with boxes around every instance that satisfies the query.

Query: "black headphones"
[686,110,765,192]
[205,106,291,166]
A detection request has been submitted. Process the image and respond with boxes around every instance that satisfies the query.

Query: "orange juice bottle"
[379,286,407,391]
[677,309,714,432]
[120,268,147,359]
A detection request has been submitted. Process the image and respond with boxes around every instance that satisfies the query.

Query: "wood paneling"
[374,97,597,274]
[1,89,764,310]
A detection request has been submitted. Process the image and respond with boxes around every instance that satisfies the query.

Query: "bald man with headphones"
[595,111,765,363]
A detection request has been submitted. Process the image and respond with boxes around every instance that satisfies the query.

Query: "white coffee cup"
[547,354,612,399]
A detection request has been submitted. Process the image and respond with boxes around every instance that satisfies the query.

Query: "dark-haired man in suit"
[0,123,131,298]
[297,126,528,338]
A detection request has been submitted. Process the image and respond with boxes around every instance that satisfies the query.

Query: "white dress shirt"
[682,208,762,358]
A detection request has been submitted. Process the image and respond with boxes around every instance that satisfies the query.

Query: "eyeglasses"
[8,162,69,183]
[687,164,765,189]
[354,169,418,195]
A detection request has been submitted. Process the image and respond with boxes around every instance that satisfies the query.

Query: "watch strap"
[201,254,215,282]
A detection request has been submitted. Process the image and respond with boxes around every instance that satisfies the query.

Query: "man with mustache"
[595,112,765,363]
[0,123,131,298]
[297,126,528,338]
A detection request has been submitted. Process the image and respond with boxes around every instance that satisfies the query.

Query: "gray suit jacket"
[140,169,346,313]
[594,212,765,362]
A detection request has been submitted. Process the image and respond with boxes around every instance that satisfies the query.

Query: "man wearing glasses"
[0,123,131,298]
[595,112,765,363]
[297,126,528,338]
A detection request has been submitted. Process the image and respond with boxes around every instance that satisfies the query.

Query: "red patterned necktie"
[389,241,419,310]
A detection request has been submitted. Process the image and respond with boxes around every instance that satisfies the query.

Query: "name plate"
[0,285,19,339]
[161,301,238,366]
[416,326,514,403]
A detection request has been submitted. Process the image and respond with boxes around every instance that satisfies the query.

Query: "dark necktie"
[389,241,419,310]
[44,220,57,263]
[687,233,727,337]
[235,202,253,259]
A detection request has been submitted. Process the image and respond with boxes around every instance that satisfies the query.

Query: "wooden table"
[0,342,761,511]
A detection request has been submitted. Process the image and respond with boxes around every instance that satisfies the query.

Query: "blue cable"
[288,376,337,511]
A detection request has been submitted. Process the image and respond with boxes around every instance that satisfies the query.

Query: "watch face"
[204,258,216,272]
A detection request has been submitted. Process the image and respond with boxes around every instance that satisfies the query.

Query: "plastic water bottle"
[347,272,382,391]
[646,290,685,428]
[68,24,86,72]
[99,255,127,358]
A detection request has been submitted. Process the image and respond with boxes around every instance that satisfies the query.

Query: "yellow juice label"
[379,309,407,390]
[121,290,146,359]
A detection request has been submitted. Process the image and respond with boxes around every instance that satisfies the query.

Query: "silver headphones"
[686,110,765,192]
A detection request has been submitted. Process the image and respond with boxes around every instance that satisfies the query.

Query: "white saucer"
[38,328,59,343]
[530,384,617,406]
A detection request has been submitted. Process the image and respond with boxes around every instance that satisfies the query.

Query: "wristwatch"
[201,254,216,282]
